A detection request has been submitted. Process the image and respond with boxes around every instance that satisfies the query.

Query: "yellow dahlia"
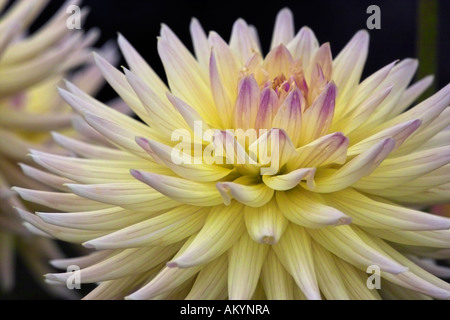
[0,0,117,295]
[14,8,450,300]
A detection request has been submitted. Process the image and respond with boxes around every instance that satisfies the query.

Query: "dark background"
[1,0,450,299]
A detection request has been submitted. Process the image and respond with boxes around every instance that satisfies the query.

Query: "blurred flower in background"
[13,8,450,299]
[0,0,120,297]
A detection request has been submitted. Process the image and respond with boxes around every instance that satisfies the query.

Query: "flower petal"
[46,244,181,284]
[333,258,381,300]
[270,8,295,49]
[138,137,232,182]
[118,33,169,100]
[38,207,151,231]
[12,187,109,212]
[308,225,408,274]
[255,87,279,130]
[15,208,109,243]
[131,170,223,206]
[185,254,228,300]
[272,224,321,300]
[300,82,337,145]
[263,168,316,191]
[333,30,369,104]
[272,88,303,146]
[19,160,70,188]
[83,206,209,249]
[311,138,395,193]
[66,181,178,212]
[353,146,450,190]
[261,250,295,300]
[244,198,288,245]
[276,187,352,228]
[326,189,450,231]
[189,18,210,69]
[127,240,201,299]
[233,75,260,130]
[286,132,349,173]
[264,44,294,78]
[30,150,160,184]
[216,177,274,208]
[348,119,422,156]
[312,241,351,300]
[230,19,258,64]
[287,26,319,68]
[228,233,269,300]
[167,202,245,268]
[51,132,134,161]
[390,75,434,117]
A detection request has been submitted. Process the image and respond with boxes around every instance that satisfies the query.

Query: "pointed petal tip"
[82,241,96,249]
[117,32,126,42]
[11,205,26,219]
[277,7,293,18]
[44,274,59,282]
[300,25,313,32]
[135,136,150,148]
[166,261,179,268]
[355,29,370,38]
[129,169,144,181]
[10,188,26,202]
[48,260,60,269]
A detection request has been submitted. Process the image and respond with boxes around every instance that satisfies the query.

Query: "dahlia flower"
[0,0,117,295]
[14,8,450,300]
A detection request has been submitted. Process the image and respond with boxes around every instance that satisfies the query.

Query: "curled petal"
[216,177,274,208]
[244,198,288,245]
[263,168,316,191]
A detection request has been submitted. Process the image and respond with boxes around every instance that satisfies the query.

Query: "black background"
[1,0,450,300]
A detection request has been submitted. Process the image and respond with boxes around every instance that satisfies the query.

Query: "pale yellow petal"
[276,187,352,228]
[261,249,295,300]
[244,198,288,245]
[272,224,321,300]
[167,202,245,268]
[228,233,269,300]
